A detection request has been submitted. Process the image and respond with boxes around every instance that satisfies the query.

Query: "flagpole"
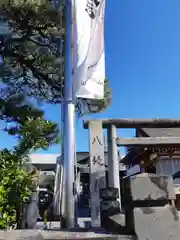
[63,0,75,229]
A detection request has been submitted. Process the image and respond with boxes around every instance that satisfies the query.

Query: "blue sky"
[2,0,180,154]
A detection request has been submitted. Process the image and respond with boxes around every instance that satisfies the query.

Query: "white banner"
[72,0,106,99]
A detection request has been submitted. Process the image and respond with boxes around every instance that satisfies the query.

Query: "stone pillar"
[89,120,106,227]
[107,125,121,209]
[25,190,39,229]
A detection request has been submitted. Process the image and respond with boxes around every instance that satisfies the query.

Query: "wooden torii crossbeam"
[116,137,180,147]
[84,118,180,129]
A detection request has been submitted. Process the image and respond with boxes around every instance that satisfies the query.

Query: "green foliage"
[0,116,59,229]
[13,117,59,156]
[0,91,43,123]
[0,0,65,102]
[0,1,62,229]
[0,149,34,229]
[0,109,59,230]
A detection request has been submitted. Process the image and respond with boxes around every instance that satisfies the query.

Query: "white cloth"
[72,0,106,99]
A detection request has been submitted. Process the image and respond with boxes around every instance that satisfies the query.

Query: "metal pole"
[63,0,75,229]
[107,125,121,209]
[59,103,65,229]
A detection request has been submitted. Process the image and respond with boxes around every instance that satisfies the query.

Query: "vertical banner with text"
[72,0,106,99]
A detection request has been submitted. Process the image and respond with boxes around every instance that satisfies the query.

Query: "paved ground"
[0,230,134,240]
[32,221,134,239]
[36,221,61,230]
[36,218,91,229]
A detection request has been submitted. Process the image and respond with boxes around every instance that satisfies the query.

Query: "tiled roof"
[28,152,126,171]
[140,128,180,137]
[28,152,90,164]
[122,128,180,166]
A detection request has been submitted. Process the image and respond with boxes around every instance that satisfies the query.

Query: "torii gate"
[84,118,180,227]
